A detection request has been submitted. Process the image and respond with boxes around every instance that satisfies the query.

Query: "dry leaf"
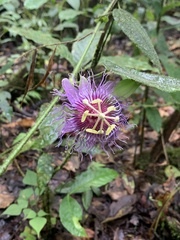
[0,187,14,209]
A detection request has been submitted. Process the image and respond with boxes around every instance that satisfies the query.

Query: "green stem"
[0,97,58,175]
[72,0,117,77]
[0,0,118,176]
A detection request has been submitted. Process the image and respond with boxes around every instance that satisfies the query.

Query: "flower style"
[53,73,128,155]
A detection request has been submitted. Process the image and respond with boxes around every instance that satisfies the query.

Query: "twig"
[139,86,149,155]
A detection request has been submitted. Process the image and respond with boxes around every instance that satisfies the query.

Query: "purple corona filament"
[52,74,128,154]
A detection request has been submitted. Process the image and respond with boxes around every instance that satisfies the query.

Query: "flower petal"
[99,81,115,94]
[61,118,77,134]
[62,78,79,105]
[79,76,92,99]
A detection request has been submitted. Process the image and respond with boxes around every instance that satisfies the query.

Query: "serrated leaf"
[24,0,48,9]
[102,59,180,92]
[2,204,22,216]
[67,0,80,10]
[69,163,118,194]
[59,195,87,237]
[37,153,53,194]
[114,79,140,98]
[23,170,37,186]
[23,208,36,219]
[146,107,162,132]
[113,8,161,71]
[72,29,101,67]
[29,217,47,238]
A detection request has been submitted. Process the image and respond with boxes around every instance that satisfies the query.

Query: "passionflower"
[52,73,128,155]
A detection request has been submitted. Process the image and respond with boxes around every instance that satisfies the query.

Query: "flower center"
[81,98,119,136]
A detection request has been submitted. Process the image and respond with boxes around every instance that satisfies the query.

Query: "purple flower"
[52,73,128,155]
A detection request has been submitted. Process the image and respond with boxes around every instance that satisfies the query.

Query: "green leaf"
[37,153,53,194]
[114,79,140,98]
[0,61,13,75]
[55,181,74,194]
[0,0,11,4]
[17,198,28,209]
[170,92,180,103]
[59,195,87,237]
[146,107,162,132]
[23,208,37,219]
[113,8,161,71]
[162,1,180,15]
[69,162,118,194]
[29,217,47,238]
[24,0,48,9]
[59,9,83,21]
[82,190,93,211]
[102,59,180,92]
[100,56,159,72]
[8,27,75,66]
[19,188,34,200]
[38,105,64,146]
[0,91,13,121]
[23,170,38,187]
[2,204,22,216]
[13,133,27,145]
[159,55,180,78]
[20,226,36,240]
[72,29,101,67]
[37,210,47,217]
[165,165,180,179]
[67,0,80,10]
[0,80,8,87]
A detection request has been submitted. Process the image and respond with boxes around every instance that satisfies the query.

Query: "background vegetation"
[0,0,180,239]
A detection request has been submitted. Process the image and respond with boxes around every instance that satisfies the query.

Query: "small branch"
[139,86,149,155]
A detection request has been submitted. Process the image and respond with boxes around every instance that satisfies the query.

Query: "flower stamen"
[81,110,89,122]
[82,98,119,135]
[106,124,116,136]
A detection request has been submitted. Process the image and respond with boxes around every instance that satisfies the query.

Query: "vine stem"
[0,96,58,175]
[0,0,118,176]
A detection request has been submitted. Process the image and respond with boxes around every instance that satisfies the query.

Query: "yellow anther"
[91,98,102,104]
[114,116,119,122]
[81,110,89,122]
[86,128,99,134]
[82,99,89,105]
[97,129,104,134]
[107,106,116,112]
[106,124,116,136]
